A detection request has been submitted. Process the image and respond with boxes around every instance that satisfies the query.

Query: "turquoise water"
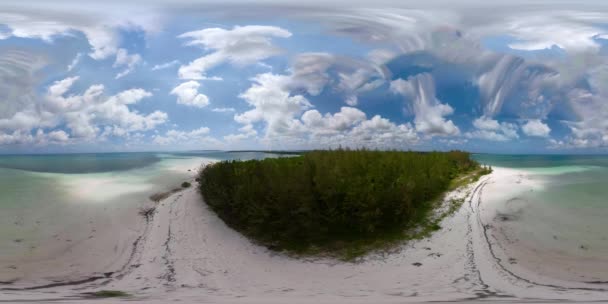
[473,154,608,261]
[0,151,286,260]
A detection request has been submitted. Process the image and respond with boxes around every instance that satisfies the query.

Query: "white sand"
[2,167,607,303]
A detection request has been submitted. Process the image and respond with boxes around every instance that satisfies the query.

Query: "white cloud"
[476,12,608,53]
[390,74,459,136]
[302,107,366,135]
[0,7,161,60]
[0,129,69,146]
[467,116,519,141]
[153,127,211,145]
[300,108,418,148]
[151,60,180,71]
[178,25,292,80]
[211,107,235,113]
[224,124,257,142]
[48,130,70,142]
[113,48,142,79]
[0,76,167,146]
[170,81,210,108]
[67,53,83,71]
[235,73,312,139]
[521,119,551,137]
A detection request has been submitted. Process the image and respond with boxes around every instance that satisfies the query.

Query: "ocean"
[0,151,285,262]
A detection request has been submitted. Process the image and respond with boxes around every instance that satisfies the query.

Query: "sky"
[2,1,608,153]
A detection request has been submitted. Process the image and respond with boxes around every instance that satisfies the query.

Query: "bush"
[84,290,130,298]
[199,149,479,254]
[181,181,191,188]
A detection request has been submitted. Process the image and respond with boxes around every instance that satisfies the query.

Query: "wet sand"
[1,167,607,303]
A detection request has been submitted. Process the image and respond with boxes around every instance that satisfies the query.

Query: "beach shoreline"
[1,167,607,303]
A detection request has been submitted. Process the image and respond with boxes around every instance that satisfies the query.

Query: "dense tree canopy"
[199,150,481,254]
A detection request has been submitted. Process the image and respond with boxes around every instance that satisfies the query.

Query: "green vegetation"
[181,181,192,188]
[83,290,130,298]
[138,206,156,220]
[199,149,487,259]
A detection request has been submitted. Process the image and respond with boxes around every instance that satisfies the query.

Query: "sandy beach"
[2,167,607,303]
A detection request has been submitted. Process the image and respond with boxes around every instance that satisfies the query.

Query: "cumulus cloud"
[302,107,367,135]
[466,116,519,141]
[390,74,459,136]
[230,73,418,148]
[0,76,167,145]
[170,81,210,108]
[521,119,551,137]
[224,124,257,142]
[153,127,211,145]
[0,129,70,146]
[234,73,312,139]
[178,25,292,80]
[48,130,70,142]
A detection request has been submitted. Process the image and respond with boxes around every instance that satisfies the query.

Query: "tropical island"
[199,149,491,259]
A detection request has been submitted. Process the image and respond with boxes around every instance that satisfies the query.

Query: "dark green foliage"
[181,181,192,188]
[199,149,479,255]
[83,290,130,298]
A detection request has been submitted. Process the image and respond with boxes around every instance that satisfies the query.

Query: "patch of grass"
[84,290,130,298]
[138,206,156,219]
[199,149,486,260]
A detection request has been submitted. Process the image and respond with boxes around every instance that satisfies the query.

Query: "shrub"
[181,181,191,188]
[84,290,130,298]
[199,149,479,254]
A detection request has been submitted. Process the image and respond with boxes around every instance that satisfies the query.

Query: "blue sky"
[2,1,608,153]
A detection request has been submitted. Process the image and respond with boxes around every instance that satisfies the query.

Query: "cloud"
[151,60,180,71]
[0,129,69,146]
[301,107,418,148]
[0,49,48,122]
[302,107,367,135]
[224,124,257,142]
[521,119,550,137]
[211,107,235,113]
[170,81,210,108]
[48,130,70,142]
[230,72,419,148]
[473,12,608,53]
[0,76,167,146]
[67,53,83,71]
[287,52,387,105]
[466,116,519,141]
[178,25,292,80]
[0,6,161,60]
[234,73,312,139]
[390,74,459,136]
[113,48,142,79]
[153,127,211,145]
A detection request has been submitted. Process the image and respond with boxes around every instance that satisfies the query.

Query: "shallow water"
[473,154,608,273]
[0,151,285,262]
